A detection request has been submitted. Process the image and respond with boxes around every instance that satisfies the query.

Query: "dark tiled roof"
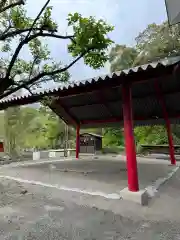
[1,55,180,104]
[0,56,180,128]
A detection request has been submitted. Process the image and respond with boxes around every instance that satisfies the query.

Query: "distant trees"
[3,106,76,153]
[103,128,124,147]
[109,45,138,72]
[0,0,114,156]
[108,21,180,149]
[4,106,21,158]
[109,22,180,71]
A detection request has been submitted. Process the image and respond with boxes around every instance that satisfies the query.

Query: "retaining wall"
[32,149,76,160]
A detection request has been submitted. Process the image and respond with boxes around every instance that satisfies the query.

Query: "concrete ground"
[0,162,180,239]
[0,156,176,197]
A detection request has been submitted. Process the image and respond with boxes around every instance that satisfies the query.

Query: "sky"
[0,0,168,97]
[24,0,168,83]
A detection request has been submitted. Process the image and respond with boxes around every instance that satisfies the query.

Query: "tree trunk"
[4,107,21,160]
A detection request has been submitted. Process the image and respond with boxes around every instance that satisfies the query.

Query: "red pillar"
[76,125,80,159]
[154,82,176,165]
[122,82,139,192]
[165,118,176,165]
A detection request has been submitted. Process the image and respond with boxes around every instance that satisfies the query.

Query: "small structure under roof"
[1,56,180,193]
[79,132,102,154]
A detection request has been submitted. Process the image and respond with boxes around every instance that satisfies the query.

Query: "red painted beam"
[80,116,164,125]
[154,81,176,165]
[122,82,139,192]
[80,112,180,125]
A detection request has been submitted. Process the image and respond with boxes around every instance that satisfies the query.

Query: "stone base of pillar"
[120,187,149,206]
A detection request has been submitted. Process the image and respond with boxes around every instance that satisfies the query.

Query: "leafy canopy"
[68,13,114,68]
[108,21,180,149]
[0,0,114,100]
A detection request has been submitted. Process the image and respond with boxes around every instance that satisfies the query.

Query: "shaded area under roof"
[1,56,180,128]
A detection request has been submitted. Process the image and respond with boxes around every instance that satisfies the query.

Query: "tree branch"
[29,77,52,88]
[13,81,33,95]
[5,38,29,80]
[0,0,25,14]
[0,27,57,41]
[25,0,50,39]
[5,0,50,79]
[0,50,90,100]
[1,19,12,36]
[0,77,14,95]
[28,56,38,81]
[29,32,74,40]
[6,32,74,79]
[28,50,88,83]
[22,85,33,95]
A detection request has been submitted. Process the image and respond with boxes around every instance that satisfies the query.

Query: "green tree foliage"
[134,22,180,66]
[103,128,124,147]
[0,0,114,99]
[0,0,114,156]
[0,111,5,138]
[109,45,138,72]
[4,106,21,157]
[3,106,75,151]
[108,21,180,149]
[67,13,114,69]
[134,126,168,145]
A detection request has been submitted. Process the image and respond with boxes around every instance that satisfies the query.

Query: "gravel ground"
[0,157,179,239]
[0,168,180,239]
